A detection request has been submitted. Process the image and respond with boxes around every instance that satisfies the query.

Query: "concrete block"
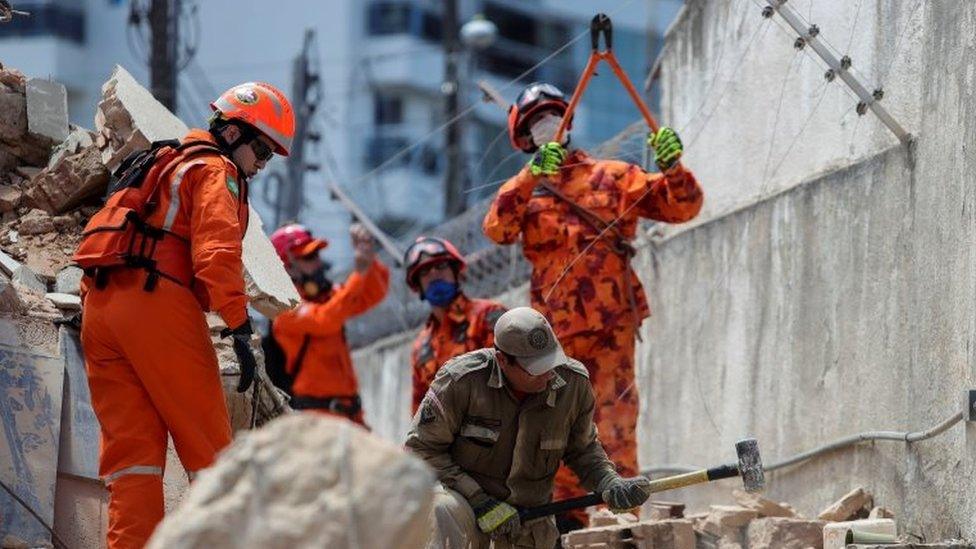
[0,248,21,275]
[18,208,54,235]
[146,414,437,549]
[733,489,797,518]
[12,264,47,293]
[26,143,109,214]
[45,126,93,168]
[54,267,82,295]
[823,518,896,549]
[46,292,80,311]
[561,523,634,547]
[0,271,22,312]
[868,507,895,520]
[746,517,826,549]
[0,90,27,141]
[0,185,22,213]
[700,505,758,537]
[633,519,695,549]
[242,206,300,318]
[26,78,68,143]
[589,507,637,527]
[819,487,873,522]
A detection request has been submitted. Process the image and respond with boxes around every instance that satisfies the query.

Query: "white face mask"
[529,113,564,148]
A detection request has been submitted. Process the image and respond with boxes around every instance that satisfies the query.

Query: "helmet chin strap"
[209,124,252,181]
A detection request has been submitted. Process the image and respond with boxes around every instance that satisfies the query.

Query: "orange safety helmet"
[404,236,466,292]
[508,82,572,153]
[211,82,296,156]
[270,224,328,268]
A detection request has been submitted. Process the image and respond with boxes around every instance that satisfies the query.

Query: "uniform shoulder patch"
[226,175,240,199]
[443,349,493,381]
[559,358,590,379]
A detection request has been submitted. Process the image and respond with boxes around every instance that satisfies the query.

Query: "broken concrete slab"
[26,78,68,144]
[45,293,80,311]
[0,248,20,275]
[0,90,27,142]
[12,264,47,293]
[46,126,94,169]
[18,208,54,235]
[818,487,873,522]
[147,414,437,549]
[0,185,22,213]
[647,500,686,519]
[0,272,22,312]
[869,506,895,519]
[823,518,896,549]
[54,267,82,295]
[733,488,797,518]
[700,505,758,538]
[745,517,825,549]
[588,508,637,527]
[26,143,109,214]
[243,206,300,318]
[95,65,188,172]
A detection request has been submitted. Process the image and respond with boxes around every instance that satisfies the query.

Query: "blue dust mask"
[423,279,460,307]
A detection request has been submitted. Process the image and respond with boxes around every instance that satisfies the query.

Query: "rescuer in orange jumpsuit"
[404,236,506,413]
[483,82,703,530]
[270,223,389,425]
[76,82,295,548]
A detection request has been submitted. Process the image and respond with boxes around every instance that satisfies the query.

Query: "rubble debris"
[11,263,46,293]
[732,489,797,518]
[242,206,301,318]
[0,66,55,169]
[26,77,68,143]
[869,506,895,519]
[46,292,81,311]
[700,505,758,537]
[26,136,109,214]
[54,266,83,295]
[18,208,54,235]
[850,543,974,549]
[146,414,437,549]
[648,500,686,519]
[0,184,22,212]
[823,518,896,549]
[589,507,637,527]
[818,486,873,522]
[561,518,694,549]
[745,517,825,549]
[95,65,190,172]
[0,272,23,312]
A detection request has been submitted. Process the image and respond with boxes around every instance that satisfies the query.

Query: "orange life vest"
[74,139,236,291]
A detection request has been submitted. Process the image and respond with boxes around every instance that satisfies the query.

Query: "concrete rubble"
[818,487,874,522]
[146,414,437,549]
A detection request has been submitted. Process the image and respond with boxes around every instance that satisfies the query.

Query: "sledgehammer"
[519,438,764,522]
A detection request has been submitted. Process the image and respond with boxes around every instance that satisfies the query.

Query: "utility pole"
[275,28,321,228]
[148,0,178,111]
[442,0,464,217]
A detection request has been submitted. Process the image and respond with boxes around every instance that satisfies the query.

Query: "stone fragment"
[46,125,94,168]
[746,517,825,549]
[0,90,27,141]
[589,508,637,527]
[46,292,81,311]
[868,506,895,519]
[851,543,974,549]
[818,487,873,522]
[26,78,68,143]
[12,264,47,293]
[0,248,21,275]
[26,144,109,214]
[18,208,55,235]
[0,185,22,213]
[633,519,695,549]
[732,489,797,517]
[648,499,686,519]
[700,505,758,537]
[561,523,634,547]
[242,206,300,317]
[0,272,23,312]
[146,414,436,549]
[824,518,896,549]
[55,266,83,295]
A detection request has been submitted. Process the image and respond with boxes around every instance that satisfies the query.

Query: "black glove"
[600,476,651,511]
[221,320,257,393]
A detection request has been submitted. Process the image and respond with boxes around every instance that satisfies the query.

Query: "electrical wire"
[642,410,967,477]
[0,477,71,549]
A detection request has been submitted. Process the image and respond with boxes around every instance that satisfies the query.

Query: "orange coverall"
[80,129,247,548]
[409,294,506,412]
[272,259,389,425]
[483,149,703,517]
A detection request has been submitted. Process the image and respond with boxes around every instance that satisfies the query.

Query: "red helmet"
[270,224,328,267]
[404,236,466,292]
[211,82,296,156]
[508,82,572,153]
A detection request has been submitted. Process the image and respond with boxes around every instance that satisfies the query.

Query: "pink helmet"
[270,224,328,267]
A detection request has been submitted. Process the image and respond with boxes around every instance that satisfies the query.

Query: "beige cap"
[493,307,568,375]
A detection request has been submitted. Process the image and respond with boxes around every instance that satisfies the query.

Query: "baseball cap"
[493,307,568,375]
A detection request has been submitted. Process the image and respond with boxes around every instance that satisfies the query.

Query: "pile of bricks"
[560,487,974,549]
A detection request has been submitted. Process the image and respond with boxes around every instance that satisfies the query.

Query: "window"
[373,93,403,126]
[365,135,410,169]
[366,2,411,35]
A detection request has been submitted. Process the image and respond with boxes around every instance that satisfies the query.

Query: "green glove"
[600,476,652,511]
[472,494,521,538]
[529,141,567,177]
[648,126,683,171]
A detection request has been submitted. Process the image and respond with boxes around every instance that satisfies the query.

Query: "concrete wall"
[351,0,976,540]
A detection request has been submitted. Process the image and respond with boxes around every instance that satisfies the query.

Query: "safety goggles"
[249,137,274,162]
[405,239,450,266]
[515,83,566,110]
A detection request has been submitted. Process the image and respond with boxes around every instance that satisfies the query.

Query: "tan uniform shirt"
[405,348,617,509]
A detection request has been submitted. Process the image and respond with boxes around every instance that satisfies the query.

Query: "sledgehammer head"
[735,438,765,492]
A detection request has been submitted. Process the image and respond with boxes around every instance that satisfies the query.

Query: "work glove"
[221,320,257,393]
[471,493,521,539]
[648,126,683,171]
[529,141,567,177]
[600,476,652,512]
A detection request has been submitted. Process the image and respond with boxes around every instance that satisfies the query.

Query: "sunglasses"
[405,240,450,265]
[515,84,565,110]
[249,138,274,162]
